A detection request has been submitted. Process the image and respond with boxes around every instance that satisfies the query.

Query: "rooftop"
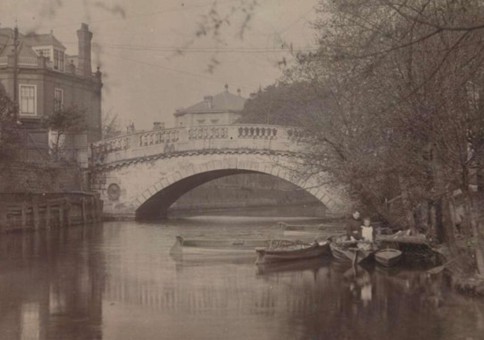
[175,87,246,116]
[24,32,66,50]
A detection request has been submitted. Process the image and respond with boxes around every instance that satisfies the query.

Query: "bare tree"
[238,0,484,274]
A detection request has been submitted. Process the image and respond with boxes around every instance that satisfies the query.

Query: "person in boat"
[346,210,362,241]
[358,217,377,252]
[360,217,375,243]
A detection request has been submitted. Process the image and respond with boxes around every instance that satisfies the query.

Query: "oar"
[352,250,358,267]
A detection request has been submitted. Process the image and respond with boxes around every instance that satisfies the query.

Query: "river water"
[0,216,483,340]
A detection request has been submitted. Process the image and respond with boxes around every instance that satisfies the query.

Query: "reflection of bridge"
[91,124,349,220]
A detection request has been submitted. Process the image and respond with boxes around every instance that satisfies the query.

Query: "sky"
[0,0,319,130]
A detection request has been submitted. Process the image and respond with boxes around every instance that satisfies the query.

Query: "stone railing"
[188,126,229,140]
[91,124,308,165]
[237,126,278,139]
[137,128,180,146]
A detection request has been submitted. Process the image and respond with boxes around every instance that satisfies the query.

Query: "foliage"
[181,0,258,73]
[239,82,337,126]
[44,105,86,134]
[0,92,21,159]
[239,1,484,270]
[102,109,122,139]
[44,105,86,160]
[275,0,484,271]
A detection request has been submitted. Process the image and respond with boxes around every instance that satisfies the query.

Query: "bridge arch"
[97,153,347,220]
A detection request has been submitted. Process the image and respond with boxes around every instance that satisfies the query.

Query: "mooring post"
[59,201,64,227]
[65,198,71,227]
[86,196,95,223]
[45,200,51,230]
[0,203,6,233]
[81,197,87,224]
[91,196,97,222]
[32,196,40,230]
[21,200,28,230]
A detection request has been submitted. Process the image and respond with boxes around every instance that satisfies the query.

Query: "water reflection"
[342,266,372,306]
[0,219,483,340]
[0,226,104,340]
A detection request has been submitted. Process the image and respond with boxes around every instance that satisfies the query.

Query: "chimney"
[153,122,164,130]
[77,23,92,77]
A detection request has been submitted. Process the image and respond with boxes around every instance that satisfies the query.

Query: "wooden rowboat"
[375,248,402,267]
[170,236,270,255]
[329,241,376,265]
[255,240,330,264]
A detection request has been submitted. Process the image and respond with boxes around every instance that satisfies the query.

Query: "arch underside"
[136,169,254,220]
[134,170,344,221]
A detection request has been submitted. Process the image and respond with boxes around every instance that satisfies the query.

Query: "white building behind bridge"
[173,85,246,127]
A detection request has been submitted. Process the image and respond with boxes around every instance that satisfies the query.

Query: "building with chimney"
[174,85,246,127]
[0,23,102,162]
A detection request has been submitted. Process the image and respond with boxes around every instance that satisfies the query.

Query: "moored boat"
[255,240,330,264]
[170,236,270,255]
[375,248,402,267]
[329,238,376,265]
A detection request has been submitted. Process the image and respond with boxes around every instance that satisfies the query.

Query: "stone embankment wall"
[0,192,102,233]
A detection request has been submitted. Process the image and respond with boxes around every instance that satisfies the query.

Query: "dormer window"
[33,46,65,72]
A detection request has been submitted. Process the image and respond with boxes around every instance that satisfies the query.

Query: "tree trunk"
[441,194,458,256]
[427,201,436,240]
[398,175,416,233]
[468,193,484,276]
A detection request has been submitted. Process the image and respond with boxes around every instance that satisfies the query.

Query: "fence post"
[46,200,51,230]
[21,201,28,230]
[0,203,6,233]
[32,196,40,230]
[81,197,87,224]
[59,202,64,226]
[65,198,71,227]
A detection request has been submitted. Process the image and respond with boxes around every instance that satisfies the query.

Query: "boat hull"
[170,236,270,255]
[375,249,402,267]
[329,242,375,265]
[255,241,330,264]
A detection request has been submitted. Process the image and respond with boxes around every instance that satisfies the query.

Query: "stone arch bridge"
[90,125,349,220]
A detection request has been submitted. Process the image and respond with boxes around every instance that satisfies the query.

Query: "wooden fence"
[0,193,103,233]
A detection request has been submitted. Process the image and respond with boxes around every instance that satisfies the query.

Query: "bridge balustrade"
[238,126,278,139]
[91,124,308,165]
[188,126,228,139]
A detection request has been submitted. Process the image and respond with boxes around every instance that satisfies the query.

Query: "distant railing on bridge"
[91,124,311,165]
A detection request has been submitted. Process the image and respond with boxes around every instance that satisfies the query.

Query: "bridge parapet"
[91,124,309,166]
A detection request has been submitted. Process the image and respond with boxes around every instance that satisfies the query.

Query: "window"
[53,49,64,71]
[211,119,219,124]
[54,88,63,112]
[34,48,51,61]
[19,85,37,116]
[197,119,205,125]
